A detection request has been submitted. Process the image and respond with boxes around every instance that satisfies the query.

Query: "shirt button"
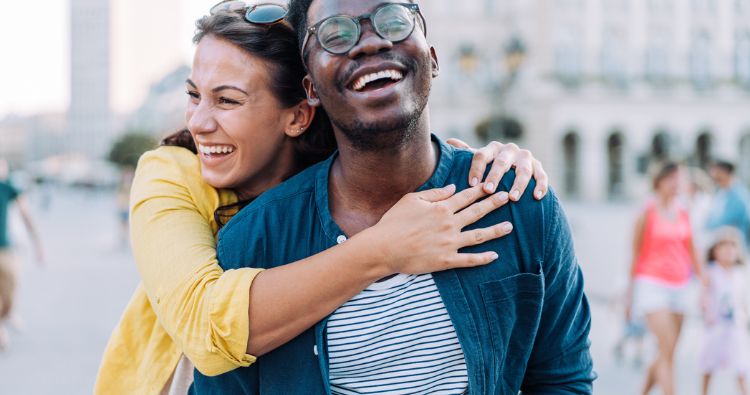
[313,345,318,356]
[336,235,347,244]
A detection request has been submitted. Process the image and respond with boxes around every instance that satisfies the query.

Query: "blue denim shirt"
[192,136,595,394]
[706,182,750,245]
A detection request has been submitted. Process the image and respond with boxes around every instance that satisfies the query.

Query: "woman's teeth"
[199,144,235,155]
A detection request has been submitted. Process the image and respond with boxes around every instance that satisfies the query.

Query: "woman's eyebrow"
[212,85,249,95]
[185,79,248,96]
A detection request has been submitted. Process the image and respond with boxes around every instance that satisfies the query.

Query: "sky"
[0,0,214,118]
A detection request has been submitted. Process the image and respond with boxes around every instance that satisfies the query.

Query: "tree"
[108,132,158,169]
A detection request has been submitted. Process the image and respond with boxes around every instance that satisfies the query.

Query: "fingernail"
[490,252,499,260]
[503,222,514,232]
[511,190,521,200]
[470,177,479,186]
[535,190,544,199]
[486,183,495,193]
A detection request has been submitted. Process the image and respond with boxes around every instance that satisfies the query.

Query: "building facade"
[424,0,750,201]
[68,0,113,159]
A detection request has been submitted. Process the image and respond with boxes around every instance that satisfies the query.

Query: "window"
[645,47,670,85]
[555,27,583,88]
[690,31,713,90]
[600,28,628,89]
[736,32,750,88]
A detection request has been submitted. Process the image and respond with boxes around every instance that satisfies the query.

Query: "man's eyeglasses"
[210,1,288,25]
[301,3,426,57]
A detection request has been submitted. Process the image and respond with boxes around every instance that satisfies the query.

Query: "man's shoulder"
[448,147,547,220]
[220,160,327,237]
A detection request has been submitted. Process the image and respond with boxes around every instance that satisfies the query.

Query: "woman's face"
[714,241,740,266]
[186,35,297,197]
[656,170,680,199]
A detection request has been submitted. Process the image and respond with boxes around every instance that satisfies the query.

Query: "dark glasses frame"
[301,3,426,57]
[210,1,288,25]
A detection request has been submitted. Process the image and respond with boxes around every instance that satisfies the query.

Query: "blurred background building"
[2,0,748,198]
[0,1,749,394]
[425,0,750,201]
[68,0,112,159]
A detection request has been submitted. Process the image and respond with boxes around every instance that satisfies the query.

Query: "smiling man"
[191,0,594,394]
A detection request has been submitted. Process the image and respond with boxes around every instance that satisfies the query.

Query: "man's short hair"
[287,0,315,52]
[712,160,736,175]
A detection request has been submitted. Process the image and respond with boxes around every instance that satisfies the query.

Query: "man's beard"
[330,53,432,152]
[330,102,425,151]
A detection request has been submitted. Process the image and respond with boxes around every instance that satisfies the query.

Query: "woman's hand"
[364,183,513,276]
[446,138,548,201]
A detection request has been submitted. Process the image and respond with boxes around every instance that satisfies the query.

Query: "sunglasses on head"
[210,1,288,25]
[301,2,426,57]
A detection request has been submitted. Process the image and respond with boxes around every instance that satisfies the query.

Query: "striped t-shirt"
[327,273,469,394]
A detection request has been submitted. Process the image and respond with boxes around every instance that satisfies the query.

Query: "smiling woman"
[95,5,550,395]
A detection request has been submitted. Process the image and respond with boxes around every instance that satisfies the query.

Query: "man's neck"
[329,123,439,236]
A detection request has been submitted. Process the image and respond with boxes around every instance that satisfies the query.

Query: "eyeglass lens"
[316,4,415,54]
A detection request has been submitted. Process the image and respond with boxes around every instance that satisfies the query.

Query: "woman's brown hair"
[161,10,336,225]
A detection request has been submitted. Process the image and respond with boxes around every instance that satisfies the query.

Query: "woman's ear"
[284,99,316,138]
[303,75,321,107]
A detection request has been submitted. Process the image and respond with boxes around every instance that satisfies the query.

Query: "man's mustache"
[336,53,419,93]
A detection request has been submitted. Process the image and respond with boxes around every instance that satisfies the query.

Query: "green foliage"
[108,132,158,168]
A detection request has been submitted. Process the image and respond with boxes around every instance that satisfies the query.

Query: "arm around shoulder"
[130,147,263,375]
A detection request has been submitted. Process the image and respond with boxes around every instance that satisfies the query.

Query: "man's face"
[303,0,438,150]
[710,166,729,185]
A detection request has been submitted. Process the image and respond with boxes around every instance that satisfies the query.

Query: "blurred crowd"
[619,159,750,395]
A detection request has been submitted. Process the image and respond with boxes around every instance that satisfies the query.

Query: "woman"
[96,5,549,395]
[628,162,703,395]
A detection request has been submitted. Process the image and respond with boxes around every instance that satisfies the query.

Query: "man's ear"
[430,46,440,78]
[303,75,321,107]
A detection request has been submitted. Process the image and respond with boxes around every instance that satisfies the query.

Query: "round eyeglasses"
[301,3,426,56]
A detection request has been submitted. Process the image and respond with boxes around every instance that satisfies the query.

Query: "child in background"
[701,228,750,395]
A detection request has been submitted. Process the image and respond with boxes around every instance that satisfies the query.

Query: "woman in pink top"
[627,162,704,395]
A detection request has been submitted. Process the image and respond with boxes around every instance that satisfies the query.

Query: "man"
[0,159,44,350]
[192,0,594,393]
[706,160,750,245]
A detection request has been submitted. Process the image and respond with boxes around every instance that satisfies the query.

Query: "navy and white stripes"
[327,273,469,394]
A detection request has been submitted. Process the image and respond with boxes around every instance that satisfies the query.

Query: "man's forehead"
[308,0,417,22]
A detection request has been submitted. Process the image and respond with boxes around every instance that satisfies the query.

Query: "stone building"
[424,0,750,201]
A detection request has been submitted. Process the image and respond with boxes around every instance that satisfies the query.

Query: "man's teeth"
[352,69,404,91]
[199,145,235,155]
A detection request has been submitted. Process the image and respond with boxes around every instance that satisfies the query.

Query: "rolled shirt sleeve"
[130,147,263,375]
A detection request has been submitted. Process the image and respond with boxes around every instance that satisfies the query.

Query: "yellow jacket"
[95,147,263,394]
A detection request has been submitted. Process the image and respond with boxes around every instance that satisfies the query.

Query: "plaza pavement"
[0,189,744,394]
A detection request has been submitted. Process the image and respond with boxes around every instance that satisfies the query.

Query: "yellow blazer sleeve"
[130,146,262,376]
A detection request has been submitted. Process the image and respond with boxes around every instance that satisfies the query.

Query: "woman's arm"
[134,140,549,374]
[15,196,45,265]
[244,184,513,356]
[625,213,646,320]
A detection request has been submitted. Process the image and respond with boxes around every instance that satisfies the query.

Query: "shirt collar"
[314,134,455,243]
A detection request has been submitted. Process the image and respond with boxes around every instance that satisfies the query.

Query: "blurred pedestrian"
[0,159,44,350]
[707,160,750,246]
[685,166,715,251]
[115,166,134,248]
[700,228,749,395]
[627,162,704,395]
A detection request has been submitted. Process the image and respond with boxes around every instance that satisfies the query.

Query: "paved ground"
[0,189,746,394]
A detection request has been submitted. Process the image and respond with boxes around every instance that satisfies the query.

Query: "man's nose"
[347,20,393,59]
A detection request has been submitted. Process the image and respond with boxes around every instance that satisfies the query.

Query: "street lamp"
[475,35,528,143]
